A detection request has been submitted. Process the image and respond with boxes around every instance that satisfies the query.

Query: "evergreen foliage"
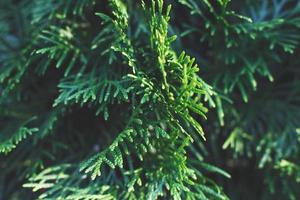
[0,0,300,199]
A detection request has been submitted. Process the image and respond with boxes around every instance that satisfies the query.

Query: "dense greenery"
[0,0,299,199]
